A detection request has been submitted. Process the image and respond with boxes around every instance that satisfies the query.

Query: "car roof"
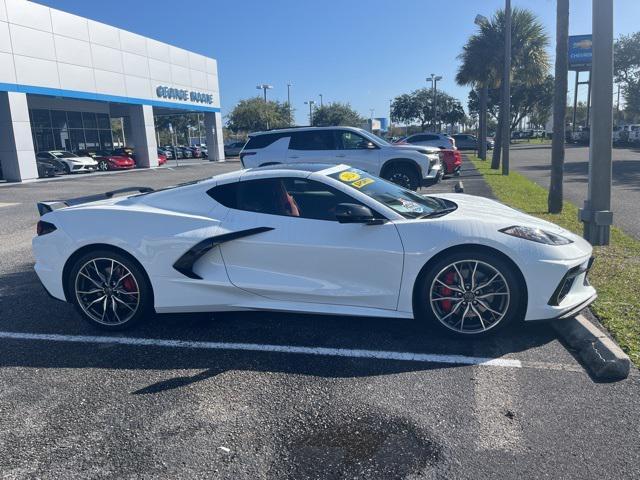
[249,125,365,137]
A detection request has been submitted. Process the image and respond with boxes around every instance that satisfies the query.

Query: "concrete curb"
[553,314,631,381]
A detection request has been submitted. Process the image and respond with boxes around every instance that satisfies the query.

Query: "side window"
[244,133,289,150]
[289,131,336,151]
[210,177,374,222]
[424,134,438,141]
[208,182,239,209]
[408,135,423,143]
[36,153,52,160]
[337,131,370,150]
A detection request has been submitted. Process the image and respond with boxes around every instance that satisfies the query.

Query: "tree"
[615,32,640,117]
[391,88,464,131]
[226,97,291,133]
[154,113,202,145]
[467,76,553,130]
[548,0,569,214]
[311,102,365,127]
[457,7,550,170]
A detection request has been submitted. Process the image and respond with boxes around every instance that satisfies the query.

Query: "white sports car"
[33,164,596,336]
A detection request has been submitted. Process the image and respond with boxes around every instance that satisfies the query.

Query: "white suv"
[240,126,442,190]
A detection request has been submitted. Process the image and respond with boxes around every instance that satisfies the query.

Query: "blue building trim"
[0,82,221,113]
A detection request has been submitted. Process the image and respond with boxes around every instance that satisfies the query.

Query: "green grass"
[469,156,640,367]
[511,138,551,145]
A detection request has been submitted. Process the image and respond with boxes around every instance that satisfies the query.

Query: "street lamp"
[304,100,315,125]
[474,14,489,160]
[426,74,442,131]
[256,83,273,102]
[319,94,324,108]
[287,82,293,126]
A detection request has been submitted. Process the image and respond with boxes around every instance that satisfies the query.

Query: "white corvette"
[33,164,596,336]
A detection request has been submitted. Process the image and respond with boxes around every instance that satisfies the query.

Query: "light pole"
[474,14,490,160]
[426,74,442,131]
[256,83,273,102]
[319,94,324,108]
[502,0,511,175]
[369,109,375,132]
[580,0,613,245]
[304,100,315,125]
[287,82,293,126]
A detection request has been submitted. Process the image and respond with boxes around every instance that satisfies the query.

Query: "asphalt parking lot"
[510,143,640,239]
[1,160,639,479]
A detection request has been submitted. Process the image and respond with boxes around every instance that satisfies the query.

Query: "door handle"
[336,154,346,158]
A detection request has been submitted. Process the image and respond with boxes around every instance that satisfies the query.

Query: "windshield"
[328,168,451,219]
[358,129,391,147]
[52,151,77,158]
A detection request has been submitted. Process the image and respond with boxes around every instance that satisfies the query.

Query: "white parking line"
[0,331,523,368]
[0,202,18,208]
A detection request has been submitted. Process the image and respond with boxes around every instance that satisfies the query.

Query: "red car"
[158,154,167,165]
[93,151,135,171]
[441,149,462,176]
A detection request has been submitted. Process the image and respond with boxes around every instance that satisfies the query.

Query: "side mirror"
[366,141,377,149]
[335,203,381,224]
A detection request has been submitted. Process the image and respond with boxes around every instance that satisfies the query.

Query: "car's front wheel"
[417,251,524,336]
[68,250,153,330]
[97,160,109,171]
[383,164,420,190]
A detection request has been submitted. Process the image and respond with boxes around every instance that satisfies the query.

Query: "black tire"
[415,250,524,337]
[67,249,153,330]
[98,160,109,171]
[62,162,71,174]
[383,164,420,190]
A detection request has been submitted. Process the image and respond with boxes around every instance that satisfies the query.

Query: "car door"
[333,130,381,174]
[286,130,336,164]
[212,174,404,310]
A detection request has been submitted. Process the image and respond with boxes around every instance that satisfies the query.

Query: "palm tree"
[457,8,550,170]
[548,0,569,213]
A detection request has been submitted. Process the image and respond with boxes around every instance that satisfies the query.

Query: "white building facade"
[0,0,224,182]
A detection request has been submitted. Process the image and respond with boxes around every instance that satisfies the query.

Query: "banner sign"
[568,35,592,69]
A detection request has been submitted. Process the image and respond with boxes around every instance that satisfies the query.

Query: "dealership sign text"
[156,86,214,104]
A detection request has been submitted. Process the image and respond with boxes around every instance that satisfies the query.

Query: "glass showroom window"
[29,109,114,153]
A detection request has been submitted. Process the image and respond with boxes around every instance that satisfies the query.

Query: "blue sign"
[568,34,592,70]
[156,86,214,105]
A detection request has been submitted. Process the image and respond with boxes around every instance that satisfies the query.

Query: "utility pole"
[474,14,490,160]
[580,0,613,245]
[304,100,315,125]
[502,0,511,175]
[319,94,323,108]
[256,83,273,102]
[287,82,293,126]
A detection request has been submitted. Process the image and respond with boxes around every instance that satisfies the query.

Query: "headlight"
[500,225,573,245]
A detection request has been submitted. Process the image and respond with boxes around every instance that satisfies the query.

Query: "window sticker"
[351,178,375,189]
[339,171,361,182]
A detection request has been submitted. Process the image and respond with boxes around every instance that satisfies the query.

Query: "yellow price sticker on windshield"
[339,171,361,182]
[351,178,374,188]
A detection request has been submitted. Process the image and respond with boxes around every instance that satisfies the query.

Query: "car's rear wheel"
[417,251,523,336]
[62,162,71,174]
[97,160,109,171]
[68,250,153,330]
[383,164,420,190]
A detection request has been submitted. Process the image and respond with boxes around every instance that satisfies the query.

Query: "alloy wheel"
[74,258,140,326]
[98,160,109,171]
[429,260,510,334]
[389,172,412,189]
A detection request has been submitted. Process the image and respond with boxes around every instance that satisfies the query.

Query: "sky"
[37,0,640,126]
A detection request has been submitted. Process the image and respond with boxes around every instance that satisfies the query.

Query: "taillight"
[37,220,56,236]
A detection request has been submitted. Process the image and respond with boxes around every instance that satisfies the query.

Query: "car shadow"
[0,266,573,394]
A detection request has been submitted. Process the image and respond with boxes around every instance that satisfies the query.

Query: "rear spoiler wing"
[37,186,154,216]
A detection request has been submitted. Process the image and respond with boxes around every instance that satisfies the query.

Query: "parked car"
[164,146,183,159]
[239,126,442,190]
[398,132,456,150]
[440,150,462,176]
[200,146,208,158]
[571,127,590,144]
[158,148,173,160]
[112,147,135,158]
[178,147,193,159]
[94,151,135,171]
[224,141,245,157]
[36,158,62,178]
[158,154,167,166]
[36,151,98,174]
[451,134,493,151]
[189,146,203,158]
[34,164,596,336]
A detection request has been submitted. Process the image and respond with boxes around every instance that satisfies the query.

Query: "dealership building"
[0,0,223,182]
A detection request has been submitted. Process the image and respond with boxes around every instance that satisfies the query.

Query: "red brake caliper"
[440,271,457,312]
[122,275,136,293]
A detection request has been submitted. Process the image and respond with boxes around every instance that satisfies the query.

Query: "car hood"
[69,156,98,164]
[431,193,574,235]
[392,144,440,154]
